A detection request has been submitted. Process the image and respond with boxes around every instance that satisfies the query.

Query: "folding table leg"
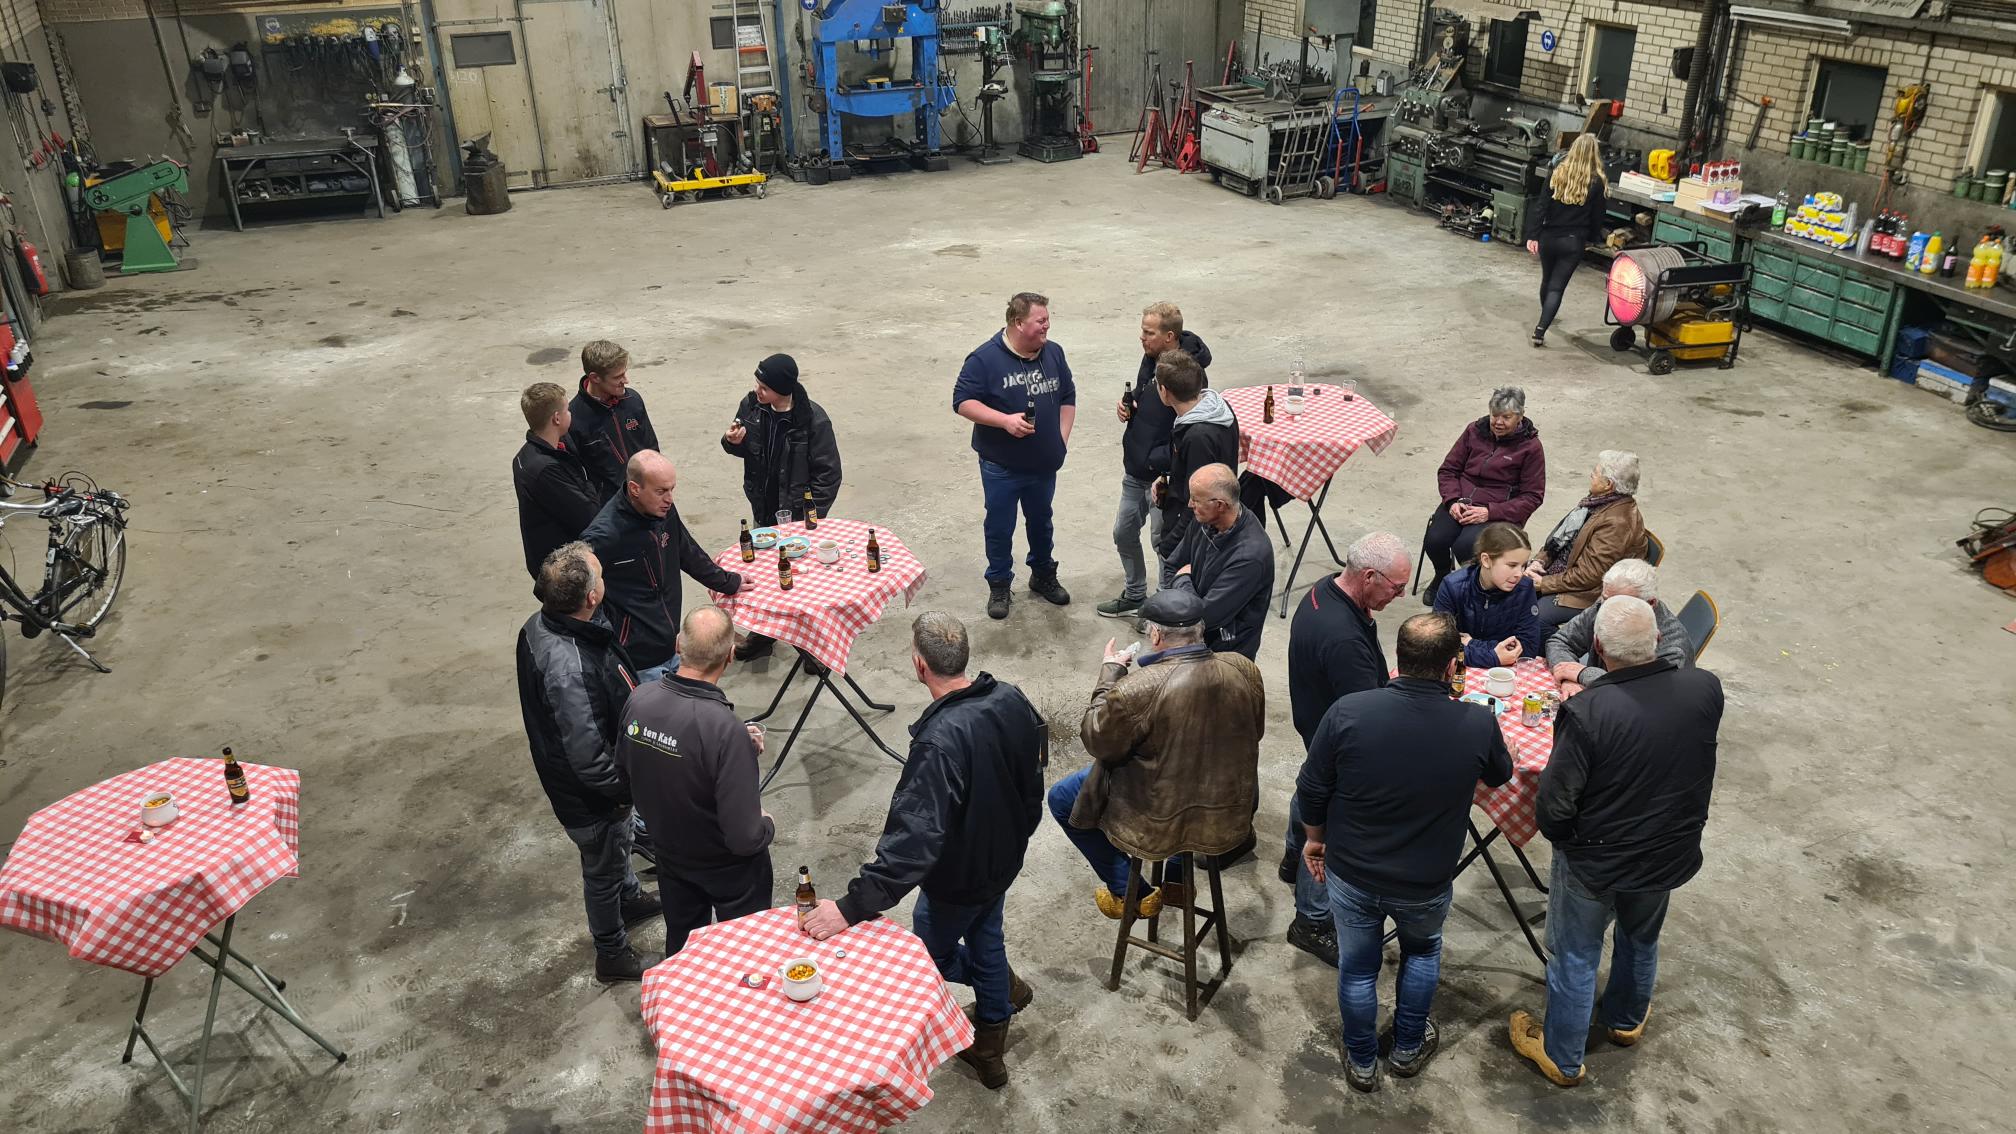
[121,977,155,1064]
[820,672,905,763]
[747,657,807,724]
[1468,825,1549,965]
[1510,838,1549,893]
[1277,479,1337,618]
[841,671,894,713]
[758,679,826,792]
[184,915,237,1133]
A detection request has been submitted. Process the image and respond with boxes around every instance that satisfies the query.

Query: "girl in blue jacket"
[1432,522,1548,669]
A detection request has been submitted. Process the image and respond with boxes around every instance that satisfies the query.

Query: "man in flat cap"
[722,353,844,660]
[1047,588,1266,919]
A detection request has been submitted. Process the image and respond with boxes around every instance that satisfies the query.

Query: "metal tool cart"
[216,136,384,231]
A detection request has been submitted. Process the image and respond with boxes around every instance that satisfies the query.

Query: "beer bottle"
[1022,392,1037,426]
[795,866,817,923]
[865,529,882,573]
[739,519,756,563]
[222,746,250,804]
[803,490,818,530]
[1263,384,1277,424]
[1450,662,1467,698]
[777,545,794,590]
[1121,380,1137,417]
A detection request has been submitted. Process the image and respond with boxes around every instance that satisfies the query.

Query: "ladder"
[733,0,775,101]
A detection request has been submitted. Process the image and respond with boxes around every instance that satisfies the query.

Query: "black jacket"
[616,673,774,870]
[566,379,661,499]
[1526,177,1608,244]
[1121,330,1213,481]
[513,432,605,578]
[837,674,1046,924]
[1538,660,1723,893]
[581,493,743,671]
[1287,576,1389,747]
[1168,505,1275,660]
[719,393,842,521]
[1154,389,1243,562]
[516,609,637,829]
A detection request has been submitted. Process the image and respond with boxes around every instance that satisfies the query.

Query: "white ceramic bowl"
[1486,667,1516,698]
[815,540,840,565]
[779,957,822,1002]
[140,791,179,828]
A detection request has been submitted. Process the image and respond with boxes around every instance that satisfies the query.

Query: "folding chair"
[1643,530,1665,567]
[1676,590,1719,663]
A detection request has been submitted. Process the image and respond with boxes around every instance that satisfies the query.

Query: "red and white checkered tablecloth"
[1218,384,1399,502]
[641,906,973,1134]
[0,757,302,977]
[709,518,927,674]
[1469,659,1560,848]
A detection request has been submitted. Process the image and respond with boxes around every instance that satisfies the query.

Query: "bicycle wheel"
[52,517,126,631]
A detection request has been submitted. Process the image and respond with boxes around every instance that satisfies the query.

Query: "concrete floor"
[1,156,2011,1134]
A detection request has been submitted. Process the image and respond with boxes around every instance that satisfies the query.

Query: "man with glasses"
[1279,531,1413,965]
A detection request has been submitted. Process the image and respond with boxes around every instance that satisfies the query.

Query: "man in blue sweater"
[954,292,1077,621]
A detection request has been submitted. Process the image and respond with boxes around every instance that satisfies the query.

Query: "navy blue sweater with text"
[953,331,1077,473]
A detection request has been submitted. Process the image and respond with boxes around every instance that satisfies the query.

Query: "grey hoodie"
[1156,389,1243,561]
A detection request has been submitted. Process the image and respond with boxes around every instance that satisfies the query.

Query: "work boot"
[987,580,1013,620]
[1422,573,1446,607]
[963,970,1036,1026]
[1029,571,1071,606]
[956,1018,1011,1090]
[1384,1018,1440,1078]
[1279,845,1300,885]
[1604,1003,1652,1047]
[1096,594,1143,618]
[594,946,661,984]
[1286,913,1339,968]
[1509,1009,1586,1087]
[620,891,664,927]
[734,634,774,662]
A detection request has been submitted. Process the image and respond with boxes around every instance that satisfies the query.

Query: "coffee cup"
[140,791,179,828]
[1486,667,1516,698]
[816,540,840,565]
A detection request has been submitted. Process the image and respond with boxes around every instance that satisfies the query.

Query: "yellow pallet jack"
[651,163,766,207]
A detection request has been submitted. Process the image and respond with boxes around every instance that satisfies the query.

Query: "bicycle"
[0,472,131,708]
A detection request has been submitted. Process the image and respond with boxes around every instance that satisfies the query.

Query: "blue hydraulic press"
[807,0,956,179]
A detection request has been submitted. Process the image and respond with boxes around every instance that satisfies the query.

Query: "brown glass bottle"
[1022,392,1036,425]
[865,529,882,573]
[222,747,250,804]
[1263,384,1276,424]
[803,490,818,530]
[739,519,755,563]
[1450,664,1467,698]
[777,545,794,590]
[795,866,817,922]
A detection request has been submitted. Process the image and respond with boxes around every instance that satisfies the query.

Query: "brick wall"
[1372,0,1421,60]
[3,0,40,36]
[1244,0,1304,35]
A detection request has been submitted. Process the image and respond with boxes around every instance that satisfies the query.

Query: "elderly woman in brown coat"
[1527,449,1648,627]
[1048,589,1266,919]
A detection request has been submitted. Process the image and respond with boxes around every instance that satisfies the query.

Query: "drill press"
[81,160,189,275]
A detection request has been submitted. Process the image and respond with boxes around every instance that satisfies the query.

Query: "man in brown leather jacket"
[1046,589,1266,919]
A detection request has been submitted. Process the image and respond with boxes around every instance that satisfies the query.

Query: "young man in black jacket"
[567,340,661,500]
[1511,596,1723,1089]
[516,542,662,983]
[582,450,743,683]
[514,382,605,578]
[615,606,776,956]
[1166,463,1274,660]
[720,353,843,660]
[800,612,1046,1090]
[1151,350,1241,574]
[1101,302,1212,619]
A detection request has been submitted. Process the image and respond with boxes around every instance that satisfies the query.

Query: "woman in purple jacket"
[1423,386,1547,603]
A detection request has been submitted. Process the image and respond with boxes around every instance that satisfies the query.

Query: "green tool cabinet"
[1746,240,1899,360]
[1650,211,1738,263]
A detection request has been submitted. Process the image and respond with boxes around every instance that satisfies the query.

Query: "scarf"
[1541,493,1629,574]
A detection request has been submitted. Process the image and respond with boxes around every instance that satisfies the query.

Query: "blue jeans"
[1112,472,1165,601]
[562,813,645,956]
[979,459,1057,584]
[1330,876,1452,1070]
[1285,793,1329,923]
[913,892,1015,1025]
[1046,767,1184,896]
[634,657,680,686]
[1542,852,1669,1077]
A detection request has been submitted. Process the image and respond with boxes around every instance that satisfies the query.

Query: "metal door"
[433,0,632,187]
[1082,0,1222,137]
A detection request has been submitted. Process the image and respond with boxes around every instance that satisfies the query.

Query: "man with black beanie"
[721,354,843,660]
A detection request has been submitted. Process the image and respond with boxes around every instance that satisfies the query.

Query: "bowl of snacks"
[779,956,822,1001]
[140,791,179,828]
[778,536,813,560]
[750,527,782,550]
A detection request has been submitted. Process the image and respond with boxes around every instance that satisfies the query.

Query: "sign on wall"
[1540,29,1556,52]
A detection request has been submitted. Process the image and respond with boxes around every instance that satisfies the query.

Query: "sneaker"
[1093,885,1162,920]
[1286,913,1339,967]
[620,891,663,927]
[1345,1056,1379,1093]
[1096,594,1144,618]
[987,581,1012,620]
[1385,1019,1440,1078]
[1029,572,1071,606]
[733,634,774,662]
[594,946,661,984]
[1604,1003,1651,1047]
[1509,1009,1586,1087]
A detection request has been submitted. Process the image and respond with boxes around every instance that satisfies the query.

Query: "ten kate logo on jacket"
[627,719,682,757]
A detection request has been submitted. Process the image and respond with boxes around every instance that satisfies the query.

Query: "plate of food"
[750,527,782,549]
[778,535,813,559]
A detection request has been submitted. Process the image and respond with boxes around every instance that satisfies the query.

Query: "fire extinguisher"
[14,233,48,297]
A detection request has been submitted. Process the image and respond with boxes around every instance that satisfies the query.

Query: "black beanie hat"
[755,353,802,399]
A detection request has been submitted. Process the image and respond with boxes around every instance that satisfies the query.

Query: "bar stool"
[1107,852,1235,1021]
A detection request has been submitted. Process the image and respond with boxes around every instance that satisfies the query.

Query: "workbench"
[216,137,384,231]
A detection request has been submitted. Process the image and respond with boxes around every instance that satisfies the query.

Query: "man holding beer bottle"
[800,612,1047,1090]
[721,353,843,661]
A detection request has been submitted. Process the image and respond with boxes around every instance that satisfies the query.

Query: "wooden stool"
[1107,854,1234,1020]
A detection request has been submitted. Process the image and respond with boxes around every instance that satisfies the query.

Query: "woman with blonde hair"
[1522,133,1608,347]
